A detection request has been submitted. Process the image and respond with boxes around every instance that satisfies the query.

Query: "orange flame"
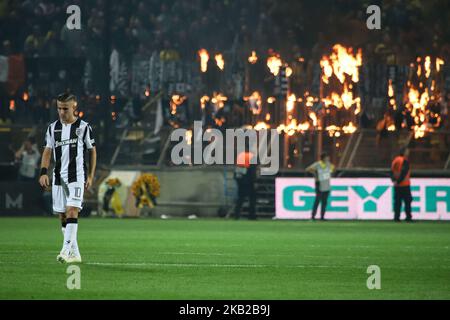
[320,58,333,84]
[267,97,276,104]
[286,94,296,113]
[267,54,282,76]
[254,121,270,131]
[244,91,262,115]
[388,79,397,110]
[297,121,310,131]
[276,120,316,135]
[198,49,209,72]
[321,85,361,113]
[309,112,318,127]
[414,124,426,139]
[319,45,362,116]
[321,45,362,84]
[215,53,224,70]
[285,65,293,77]
[325,125,340,137]
[170,94,187,115]
[391,56,440,139]
[436,58,444,72]
[248,51,258,64]
[388,79,394,97]
[342,122,357,134]
[424,56,431,78]
[200,95,209,110]
[211,92,227,109]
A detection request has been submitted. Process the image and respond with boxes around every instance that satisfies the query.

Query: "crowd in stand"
[1,0,449,62]
[0,0,449,131]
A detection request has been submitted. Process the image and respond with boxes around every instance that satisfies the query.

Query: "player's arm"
[39,147,52,187]
[84,124,97,190]
[85,147,97,190]
[305,163,316,175]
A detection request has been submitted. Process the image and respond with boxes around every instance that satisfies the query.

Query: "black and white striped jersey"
[44,118,95,185]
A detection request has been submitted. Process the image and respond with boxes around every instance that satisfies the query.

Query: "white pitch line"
[1,261,449,269]
[0,260,333,268]
[85,262,342,268]
[84,261,450,269]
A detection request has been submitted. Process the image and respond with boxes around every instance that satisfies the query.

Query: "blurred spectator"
[24,25,45,57]
[160,39,180,62]
[1,39,12,55]
[376,111,394,146]
[15,136,40,181]
[42,21,63,57]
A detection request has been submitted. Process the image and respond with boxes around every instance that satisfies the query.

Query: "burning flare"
[170,94,187,115]
[248,51,258,64]
[392,56,445,139]
[254,121,270,131]
[436,58,444,72]
[286,94,296,113]
[215,53,224,70]
[267,54,282,76]
[200,95,210,110]
[211,92,227,109]
[320,44,362,84]
[244,91,263,115]
[198,49,209,72]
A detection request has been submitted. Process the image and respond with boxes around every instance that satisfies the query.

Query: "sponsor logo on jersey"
[55,138,78,148]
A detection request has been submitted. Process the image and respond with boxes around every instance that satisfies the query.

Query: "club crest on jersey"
[76,128,82,137]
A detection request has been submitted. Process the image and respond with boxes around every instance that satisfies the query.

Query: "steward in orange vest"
[234,151,257,220]
[390,148,413,222]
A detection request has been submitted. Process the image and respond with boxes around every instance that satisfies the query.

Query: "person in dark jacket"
[234,151,257,220]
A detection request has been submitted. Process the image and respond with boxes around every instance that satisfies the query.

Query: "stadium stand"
[1,0,449,217]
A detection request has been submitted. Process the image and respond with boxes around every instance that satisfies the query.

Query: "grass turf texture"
[0,217,449,299]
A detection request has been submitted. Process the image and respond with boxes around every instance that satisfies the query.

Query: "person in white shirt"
[15,137,40,181]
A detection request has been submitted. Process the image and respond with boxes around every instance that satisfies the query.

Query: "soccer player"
[39,93,97,263]
[306,152,335,220]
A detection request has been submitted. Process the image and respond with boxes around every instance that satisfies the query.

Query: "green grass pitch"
[0,217,449,299]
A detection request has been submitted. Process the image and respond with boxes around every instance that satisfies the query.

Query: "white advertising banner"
[275,178,450,220]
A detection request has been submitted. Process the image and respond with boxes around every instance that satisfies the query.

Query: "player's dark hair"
[57,92,76,102]
[320,152,329,160]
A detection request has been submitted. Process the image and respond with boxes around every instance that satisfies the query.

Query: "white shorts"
[52,180,84,213]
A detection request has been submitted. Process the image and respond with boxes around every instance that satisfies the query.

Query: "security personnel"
[306,152,335,220]
[391,147,413,222]
[234,151,257,220]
